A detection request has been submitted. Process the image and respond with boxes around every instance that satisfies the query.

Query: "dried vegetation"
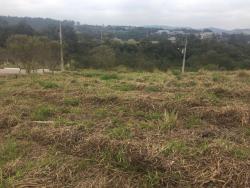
[0,70,249,187]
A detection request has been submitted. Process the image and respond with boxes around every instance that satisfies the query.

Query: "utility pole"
[182,36,188,73]
[101,29,103,42]
[59,22,64,71]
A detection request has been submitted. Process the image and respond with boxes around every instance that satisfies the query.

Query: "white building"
[168,36,177,43]
[200,32,214,40]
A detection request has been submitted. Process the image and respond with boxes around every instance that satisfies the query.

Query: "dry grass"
[0,69,249,187]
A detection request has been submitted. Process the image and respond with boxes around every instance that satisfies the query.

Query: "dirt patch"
[200,106,249,127]
[0,116,19,129]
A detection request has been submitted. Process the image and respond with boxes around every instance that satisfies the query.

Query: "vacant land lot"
[0,70,250,187]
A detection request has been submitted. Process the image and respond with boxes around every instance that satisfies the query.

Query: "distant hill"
[1,15,250,36]
[206,27,250,35]
[0,16,76,32]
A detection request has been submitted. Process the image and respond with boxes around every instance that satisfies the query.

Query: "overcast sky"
[1,0,250,29]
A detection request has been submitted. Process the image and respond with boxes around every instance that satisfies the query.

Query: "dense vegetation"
[0,69,249,187]
[0,16,250,71]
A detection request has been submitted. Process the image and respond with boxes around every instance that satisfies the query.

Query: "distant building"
[151,41,159,44]
[156,30,170,35]
[200,32,214,40]
[168,36,177,43]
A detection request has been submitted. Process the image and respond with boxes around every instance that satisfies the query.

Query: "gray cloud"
[1,0,250,29]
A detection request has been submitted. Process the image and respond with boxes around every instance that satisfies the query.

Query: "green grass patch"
[81,71,103,78]
[0,80,6,85]
[230,147,250,160]
[212,73,227,82]
[0,139,19,167]
[171,69,182,80]
[38,80,59,89]
[245,128,250,137]
[186,115,202,129]
[64,98,80,106]
[161,140,188,156]
[144,85,162,92]
[113,83,137,91]
[134,111,162,121]
[144,171,163,187]
[107,125,132,140]
[100,73,120,80]
[32,105,54,121]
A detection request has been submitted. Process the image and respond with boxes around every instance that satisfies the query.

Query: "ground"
[0,69,250,188]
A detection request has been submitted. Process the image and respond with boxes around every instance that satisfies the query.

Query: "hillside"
[0,70,250,187]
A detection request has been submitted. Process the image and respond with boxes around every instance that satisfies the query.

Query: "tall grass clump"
[160,110,178,130]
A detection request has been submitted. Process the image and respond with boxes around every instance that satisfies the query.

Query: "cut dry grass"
[0,69,249,187]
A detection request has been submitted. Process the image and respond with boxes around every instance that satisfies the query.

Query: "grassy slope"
[0,69,250,187]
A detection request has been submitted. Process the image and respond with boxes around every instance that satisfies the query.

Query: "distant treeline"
[0,16,250,71]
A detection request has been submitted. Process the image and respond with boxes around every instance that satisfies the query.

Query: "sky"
[1,0,250,29]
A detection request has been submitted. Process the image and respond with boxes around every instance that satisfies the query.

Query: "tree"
[47,41,60,72]
[7,35,43,73]
[0,47,7,67]
[36,36,50,71]
[90,45,116,69]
